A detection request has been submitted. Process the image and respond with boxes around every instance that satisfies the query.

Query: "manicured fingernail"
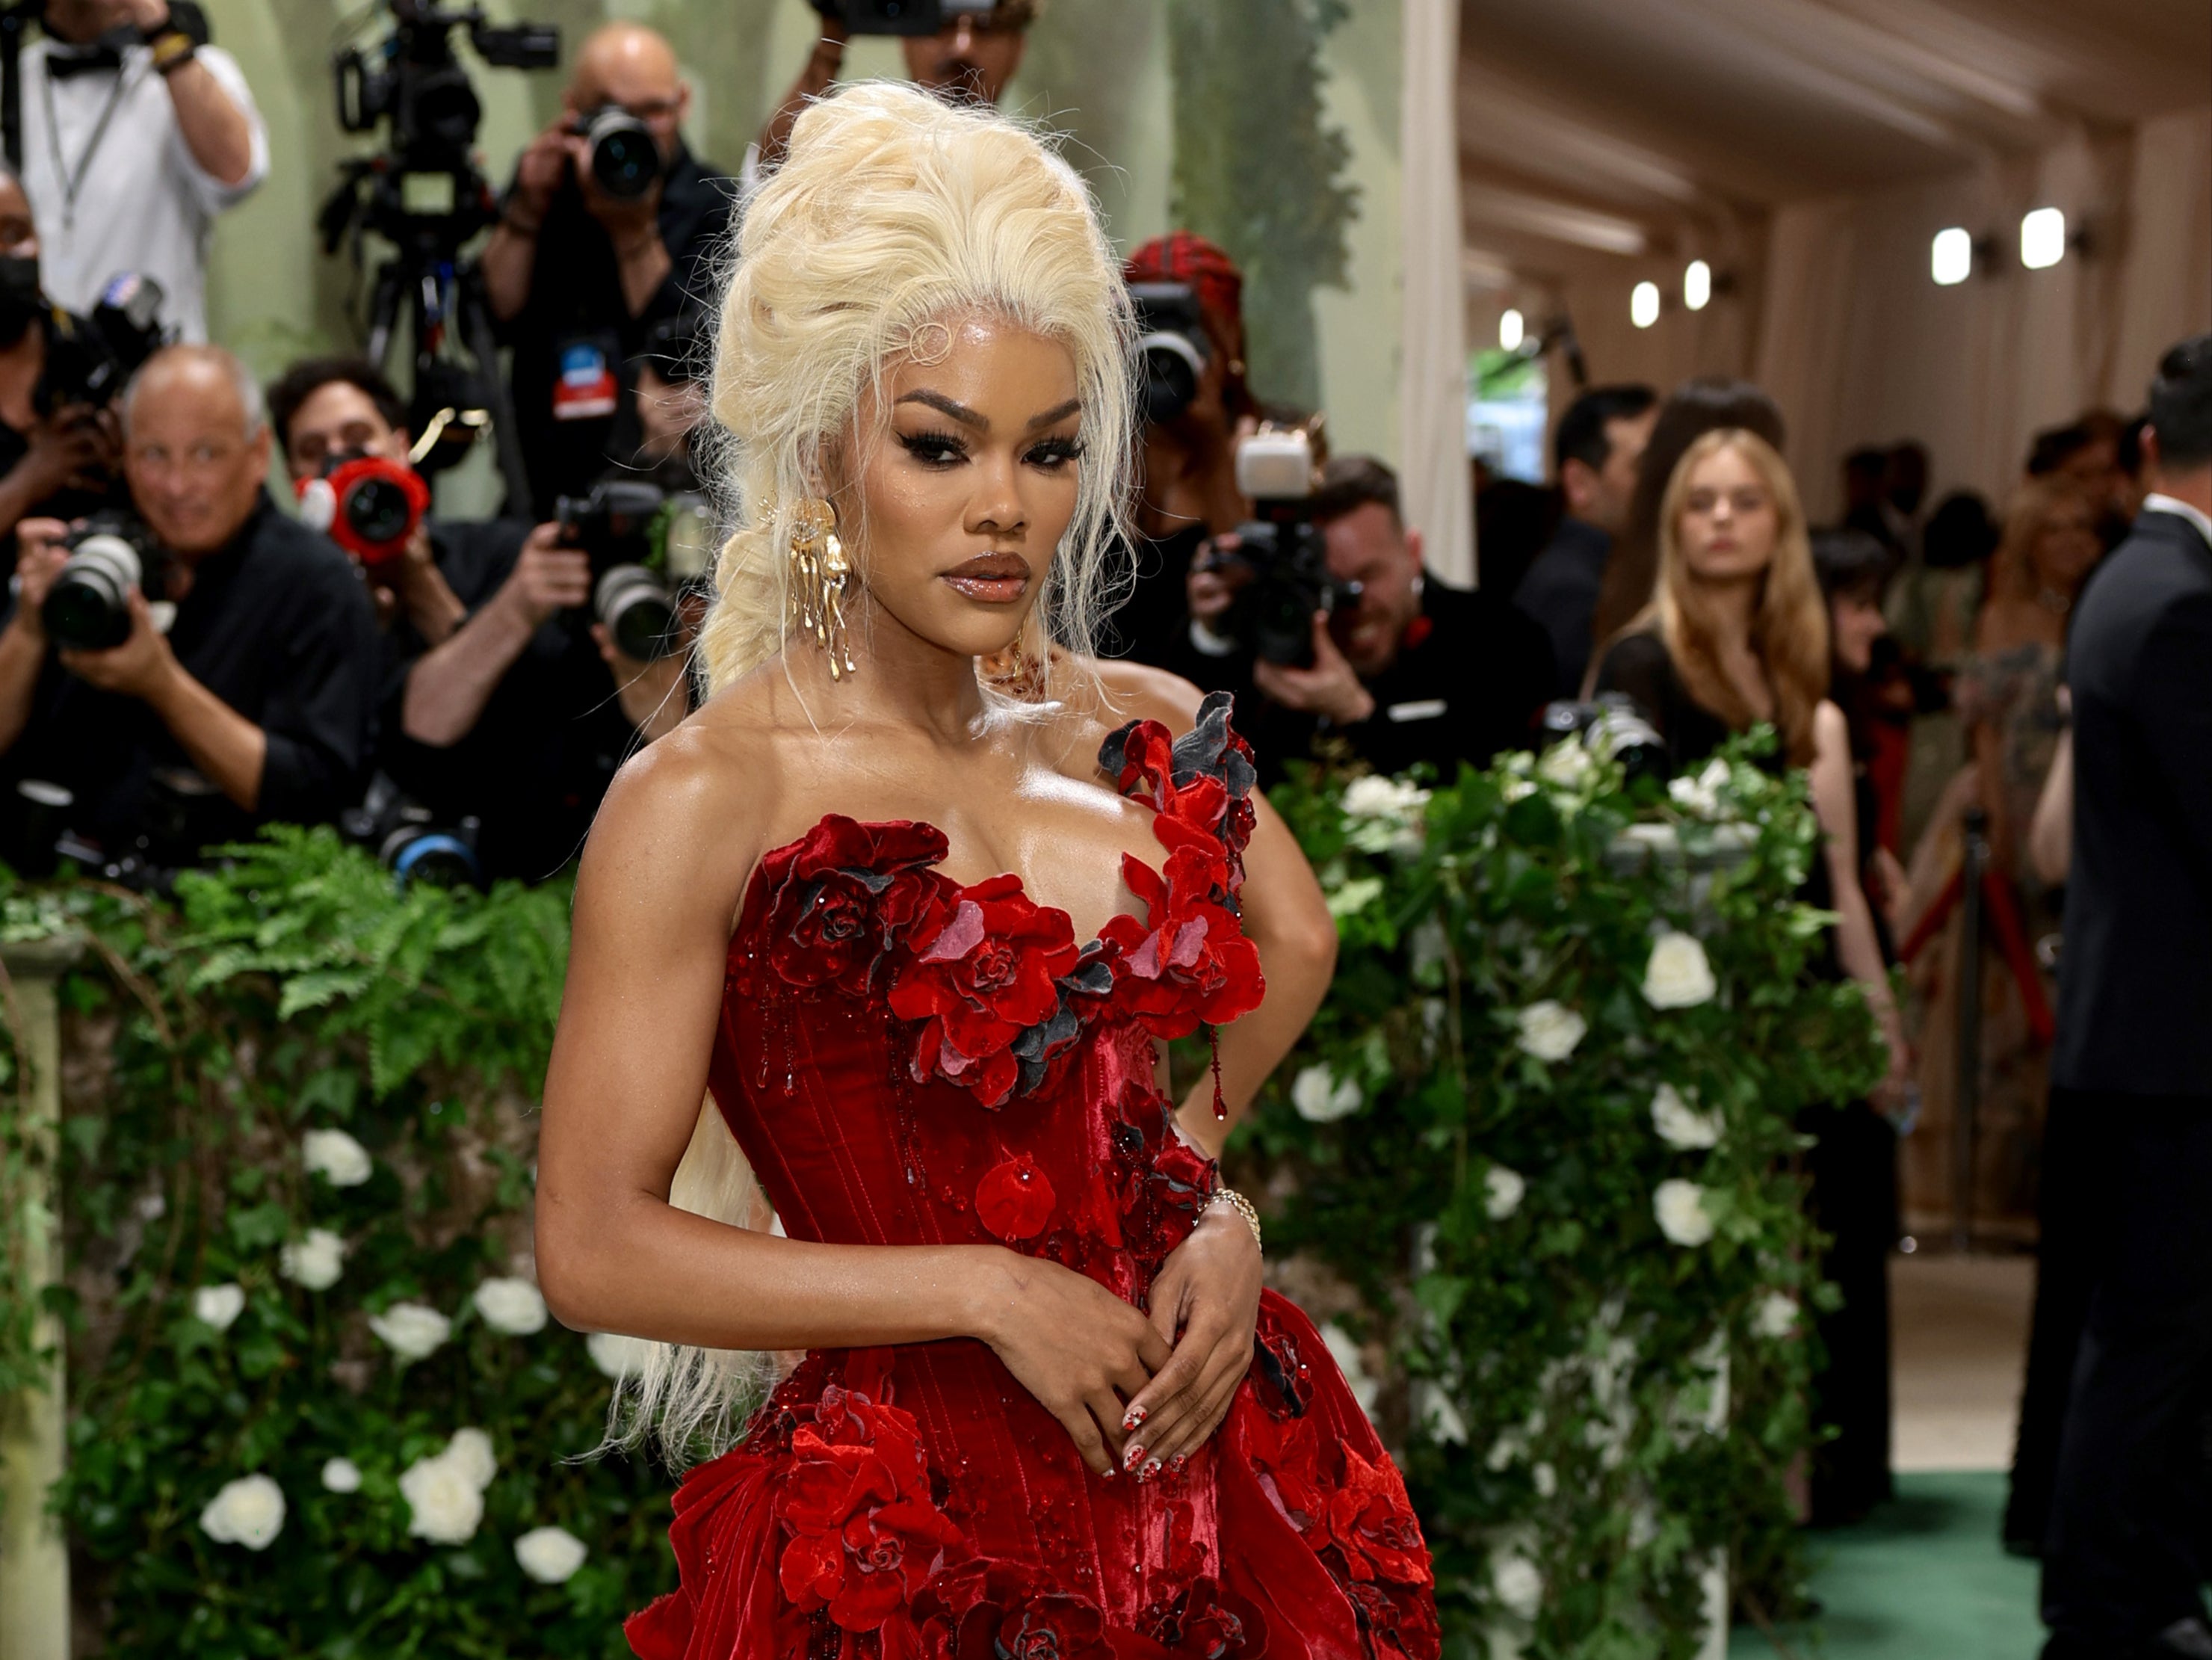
[1101,1464,1117,1481]
[1123,1405,1147,1431]
[1123,1443,1146,1472]
[1142,1458,1163,1481]
[1170,1453,1187,1473]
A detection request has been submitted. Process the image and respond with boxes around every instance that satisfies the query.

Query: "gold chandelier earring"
[788,499,856,681]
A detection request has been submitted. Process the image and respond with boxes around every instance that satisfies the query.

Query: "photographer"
[0,345,376,867]
[751,1,1035,176]
[0,169,118,542]
[16,0,266,342]
[479,22,731,517]
[1197,455,1556,786]
[270,356,688,883]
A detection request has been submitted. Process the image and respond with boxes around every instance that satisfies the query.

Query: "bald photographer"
[479,22,731,517]
[0,345,376,873]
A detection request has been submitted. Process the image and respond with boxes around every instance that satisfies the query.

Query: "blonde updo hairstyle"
[602,84,1134,1469]
[694,80,1135,701]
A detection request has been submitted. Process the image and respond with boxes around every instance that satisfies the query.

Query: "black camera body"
[821,0,1001,36]
[342,775,483,887]
[36,273,170,415]
[41,512,166,652]
[1129,281,1211,427]
[556,479,714,662]
[1215,428,1351,669]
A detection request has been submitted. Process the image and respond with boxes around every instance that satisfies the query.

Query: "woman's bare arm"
[534,715,1170,1472]
[1808,700,1909,1108]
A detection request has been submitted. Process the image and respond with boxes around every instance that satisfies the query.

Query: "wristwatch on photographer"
[144,0,210,75]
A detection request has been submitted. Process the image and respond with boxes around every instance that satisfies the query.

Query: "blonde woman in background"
[1593,426,1906,1525]
[534,84,1438,1659]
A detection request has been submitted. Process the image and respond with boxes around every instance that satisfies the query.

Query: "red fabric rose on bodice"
[889,876,1081,1109]
[755,818,954,997]
[771,1385,963,1635]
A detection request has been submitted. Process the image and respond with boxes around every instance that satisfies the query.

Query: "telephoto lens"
[42,520,157,652]
[581,106,661,200]
[594,565,677,661]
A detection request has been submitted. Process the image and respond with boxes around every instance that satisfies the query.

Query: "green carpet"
[1728,1472,2045,1660]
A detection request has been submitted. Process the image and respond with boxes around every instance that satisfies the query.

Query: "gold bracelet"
[1206,1185,1261,1255]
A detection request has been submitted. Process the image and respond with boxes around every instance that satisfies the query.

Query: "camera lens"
[586,108,661,201]
[43,534,142,652]
[595,564,678,661]
[380,827,481,889]
[343,474,417,548]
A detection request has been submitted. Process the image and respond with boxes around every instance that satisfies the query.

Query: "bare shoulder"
[578,680,788,932]
[1065,656,1208,738]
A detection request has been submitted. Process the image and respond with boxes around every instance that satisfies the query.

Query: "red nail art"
[1123,1405,1147,1431]
[1170,1453,1187,1472]
[1122,1443,1146,1472]
[1142,1458,1163,1481]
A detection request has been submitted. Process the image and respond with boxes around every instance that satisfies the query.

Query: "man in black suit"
[1512,383,1655,698]
[2040,333,2212,1660]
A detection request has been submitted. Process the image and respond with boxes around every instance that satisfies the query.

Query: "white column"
[1397,0,1473,586]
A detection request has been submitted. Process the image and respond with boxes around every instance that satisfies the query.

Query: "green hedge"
[0,727,1875,1658]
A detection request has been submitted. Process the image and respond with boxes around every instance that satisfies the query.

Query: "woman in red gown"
[537,82,1439,1660]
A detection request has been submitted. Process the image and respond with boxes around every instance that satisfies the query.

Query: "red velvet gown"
[628,694,1440,1660]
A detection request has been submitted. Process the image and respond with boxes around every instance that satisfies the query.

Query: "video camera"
[1208,426,1354,669]
[815,0,1003,36]
[40,511,166,652]
[37,273,170,415]
[1130,281,1211,427]
[294,454,432,569]
[325,0,557,257]
[555,479,716,661]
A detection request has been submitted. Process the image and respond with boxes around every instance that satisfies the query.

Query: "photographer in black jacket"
[478,22,732,518]
[270,357,687,883]
[0,345,377,868]
[1190,455,1557,786]
[0,170,121,544]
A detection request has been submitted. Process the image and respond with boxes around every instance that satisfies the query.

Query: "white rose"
[1754,1293,1800,1339]
[199,1473,286,1550]
[301,1127,372,1188]
[443,1428,498,1490]
[1484,1164,1526,1220]
[1320,1322,1380,1421]
[1642,931,1717,1009]
[1537,738,1594,789]
[194,1283,245,1332]
[587,1330,653,1380]
[279,1228,346,1292]
[1342,775,1430,820]
[1650,1083,1722,1150]
[1491,1552,1544,1620]
[321,1457,362,1493]
[514,1525,590,1585]
[1533,1462,1557,1499]
[399,1450,485,1545]
[1515,1000,1587,1063]
[1412,1381,1467,1445]
[1291,1064,1363,1123]
[370,1302,452,1363]
[1669,758,1734,821]
[1484,1430,1524,1472]
[472,1277,548,1336]
[1654,1179,1716,1247]
[1502,776,1537,803]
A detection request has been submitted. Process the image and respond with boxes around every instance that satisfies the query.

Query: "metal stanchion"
[1953,809,1988,1256]
[0,937,78,1660]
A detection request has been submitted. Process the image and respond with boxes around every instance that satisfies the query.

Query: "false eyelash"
[1026,437,1087,466]
[898,428,971,465]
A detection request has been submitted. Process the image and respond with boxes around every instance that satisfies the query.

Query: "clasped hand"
[983,1206,1260,1478]
[13,517,176,700]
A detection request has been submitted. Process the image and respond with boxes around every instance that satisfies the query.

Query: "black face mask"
[0,256,43,348]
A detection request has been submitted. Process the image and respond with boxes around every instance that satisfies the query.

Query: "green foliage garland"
[1,829,672,1657]
[1167,0,1359,408]
[1232,732,1881,1657]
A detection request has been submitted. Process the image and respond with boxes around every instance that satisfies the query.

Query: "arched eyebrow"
[894,390,1084,432]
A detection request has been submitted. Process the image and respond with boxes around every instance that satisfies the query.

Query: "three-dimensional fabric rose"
[889,876,1078,1108]
[773,1384,962,1633]
[200,1474,285,1549]
[472,1276,549,1335]
[917,1561,1118,1660]
[1320,1446,1434,1586]
[302,1126,372,1187]
[1643,931,1717,1008]
[279,1227,345,1290]
[1654,1179,1716,1247]
[756,818,952,997]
